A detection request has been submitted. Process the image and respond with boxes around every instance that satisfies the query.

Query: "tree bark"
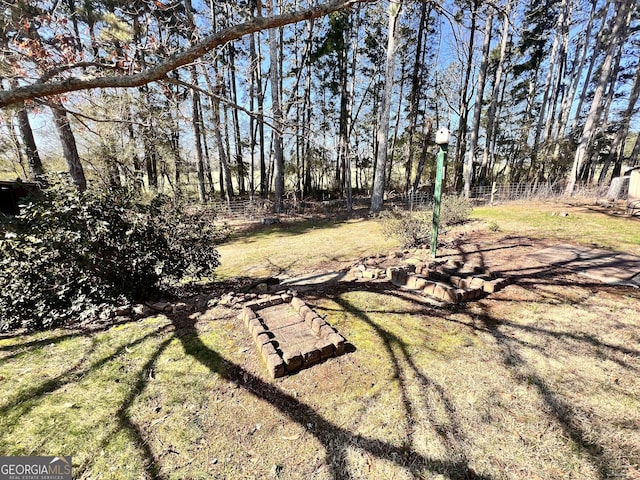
[454,0,479,192]
[565,0,631,194]
[599,57,640,182]
[370,0,403,213]
[412,118,433,192]
[464,6,493,196]
[405,1,430,192]
[201,65,233,201]
[265,0,285,213]
[15,106,45,180]
[228,40,245,195]
[479,0,511,184]
[50,101,87,191]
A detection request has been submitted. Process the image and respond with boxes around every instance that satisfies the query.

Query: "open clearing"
[1,201,639,479]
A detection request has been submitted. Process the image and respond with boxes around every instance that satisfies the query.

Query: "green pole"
[431,143,448,257]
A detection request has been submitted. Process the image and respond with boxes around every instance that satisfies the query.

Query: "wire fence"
[208,182,611,221]
[210,198,273,220]
[470,182,609,205]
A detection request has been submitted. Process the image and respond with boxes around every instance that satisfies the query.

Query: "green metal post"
[431,143,447,257]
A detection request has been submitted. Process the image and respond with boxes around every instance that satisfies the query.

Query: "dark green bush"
[380,195,473,249]
[0,183,228,331]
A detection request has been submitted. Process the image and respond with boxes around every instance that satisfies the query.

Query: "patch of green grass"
[216,217,398,278]
[474,201,640,254]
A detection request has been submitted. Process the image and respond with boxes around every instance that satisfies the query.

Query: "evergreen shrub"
[0,182,227,331]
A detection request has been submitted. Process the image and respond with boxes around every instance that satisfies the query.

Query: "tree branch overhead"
[0,0,374,108]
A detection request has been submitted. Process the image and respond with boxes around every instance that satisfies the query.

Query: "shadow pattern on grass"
[2,242,639,479]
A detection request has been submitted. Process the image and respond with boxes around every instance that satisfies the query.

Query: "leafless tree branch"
[0,0,374,109]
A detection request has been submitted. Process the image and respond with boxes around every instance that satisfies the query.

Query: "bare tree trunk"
[405,1,430,192]
[5,114,28,179]
[464,6,493,196]
[387,55,406,188]
[569,1,611,135]
[185,0,209,202]
[249,18,267,197]
[303,20,314,196]
[169,100,183,197]
[412,118,433,192]
[599,57,640,182]
[565,0,631,194]
[266,0,285,213]
[453,0,478,192]
[344,6,361,211]
[142,120,158,191]
[228,41,245,195]
[15,106,45,180]
[203,65,233,201]
[628,132,640,167]
[335,14,349,195]
[370,0,403,213]
[532,0,566,153]
[542,0,572,147]
[479,0,511,184]
[50,102,87,191]
[190,70,207,203]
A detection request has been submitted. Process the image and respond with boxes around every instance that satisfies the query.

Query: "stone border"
[387,262,510,303]
[238,293,346,379]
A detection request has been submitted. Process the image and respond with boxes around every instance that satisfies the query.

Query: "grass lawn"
[1,200,639,479]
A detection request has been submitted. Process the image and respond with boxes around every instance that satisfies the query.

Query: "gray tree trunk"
[464,7,493,196]
[480,0,511,184]
[266,0,285,213]
[599,57,640,182]
[565,0,631,194]
[453,0,478,191]
[405,1,430,192]
[50,102,86,191]
[16,107,45,180]
[370,0,403,213]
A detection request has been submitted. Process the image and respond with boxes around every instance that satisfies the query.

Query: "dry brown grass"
[0,202,639,479]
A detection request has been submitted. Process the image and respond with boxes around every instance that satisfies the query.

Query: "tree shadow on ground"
[446,240,636,479]
[2,235,637,479]
[167,311,495,480]
[0,323,173,420]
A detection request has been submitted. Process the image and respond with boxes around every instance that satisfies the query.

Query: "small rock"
[405,257,423,266]
[148,301,171,312]
[207,298,219,308]
[132,304,151,316]
[173,302,190,313]
[114,305,132,316]
[560,211,569,217]
[270,464,284,478]
[219,294,233,306]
